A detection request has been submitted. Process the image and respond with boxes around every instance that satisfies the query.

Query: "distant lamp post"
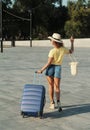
[28,10,32,47]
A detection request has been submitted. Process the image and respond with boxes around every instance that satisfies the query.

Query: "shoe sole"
[58,107,62,112]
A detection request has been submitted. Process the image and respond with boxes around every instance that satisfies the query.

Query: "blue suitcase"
[21,84,45,118]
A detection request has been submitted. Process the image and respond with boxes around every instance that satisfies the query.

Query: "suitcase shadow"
[44,103,90,119]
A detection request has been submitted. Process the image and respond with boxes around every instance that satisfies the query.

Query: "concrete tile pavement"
[0,46,90,130]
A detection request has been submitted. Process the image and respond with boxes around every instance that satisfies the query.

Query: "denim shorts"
[45,64,61,78]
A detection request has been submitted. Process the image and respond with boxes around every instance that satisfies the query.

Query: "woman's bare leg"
[46,76,54,103]
[54,77,62,111]
[54,77,60,101]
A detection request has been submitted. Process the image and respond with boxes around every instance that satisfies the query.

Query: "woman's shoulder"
[49,48,56,54]
[61,46,68,50]
[50,48,55,51]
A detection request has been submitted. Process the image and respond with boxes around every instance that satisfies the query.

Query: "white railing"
[2,38,90,47]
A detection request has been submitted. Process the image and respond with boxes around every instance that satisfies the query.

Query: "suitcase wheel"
[21,111,25,118]
[38,111,43,119]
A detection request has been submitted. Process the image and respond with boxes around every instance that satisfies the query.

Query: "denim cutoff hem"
[45,64,61,78]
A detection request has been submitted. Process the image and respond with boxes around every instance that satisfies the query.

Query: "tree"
[2,0,12,8]
[64,0,90,38]
[2,0,19,40]
[88,0,90,7]
[64,20,82,38]
[12,0,68,39]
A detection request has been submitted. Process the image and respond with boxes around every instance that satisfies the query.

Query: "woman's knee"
[55,86,60,92]
[54,78,60,91]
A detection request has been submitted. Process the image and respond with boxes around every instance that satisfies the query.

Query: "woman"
[37,33,74,112]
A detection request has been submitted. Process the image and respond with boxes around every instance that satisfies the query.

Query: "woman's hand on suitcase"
[36,70,42,74]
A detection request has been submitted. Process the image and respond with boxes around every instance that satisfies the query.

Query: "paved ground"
[0,46,90,130]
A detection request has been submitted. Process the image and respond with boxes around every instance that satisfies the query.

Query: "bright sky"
[63,0,78,6]
[63,0,68,6]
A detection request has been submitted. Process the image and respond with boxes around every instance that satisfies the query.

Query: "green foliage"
[2,0,13,8]
[88,0,90,7]
[2,0,90,39]
[64,20,82,38]
[3,0,68,39]
[64,0,90,38]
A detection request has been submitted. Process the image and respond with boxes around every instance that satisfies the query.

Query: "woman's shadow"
[44,103,90,119]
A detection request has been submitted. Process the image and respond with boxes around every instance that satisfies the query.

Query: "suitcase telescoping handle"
[33,71,42,85]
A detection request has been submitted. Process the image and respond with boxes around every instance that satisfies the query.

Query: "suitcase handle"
[33,72,42,85]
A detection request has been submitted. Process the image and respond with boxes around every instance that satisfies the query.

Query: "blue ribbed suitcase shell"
[21,84,45,117]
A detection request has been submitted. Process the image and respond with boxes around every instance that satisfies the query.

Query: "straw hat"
[48,33,63,43]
